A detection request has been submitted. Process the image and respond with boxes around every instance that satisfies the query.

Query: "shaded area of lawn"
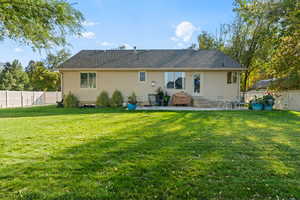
[0,106,300,199]
[0,105,125,118]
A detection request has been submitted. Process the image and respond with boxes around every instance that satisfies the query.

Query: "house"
[59,49,245,106]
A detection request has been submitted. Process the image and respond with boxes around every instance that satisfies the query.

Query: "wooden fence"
[0,91,62,108]
[245,90,300,111]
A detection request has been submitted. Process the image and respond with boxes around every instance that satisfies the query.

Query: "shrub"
[96,91,110,107]
[263,93,275,106]
[64,92,79,108]
[128,92,137,104]
[111,90,124,107]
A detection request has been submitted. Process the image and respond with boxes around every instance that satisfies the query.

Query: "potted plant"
[156,87,164,106]
[163,92,170,106]
[249,96,264,111]
[127,92,137,110]
[263,93,275,110]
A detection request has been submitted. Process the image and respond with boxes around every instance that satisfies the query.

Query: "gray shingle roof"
[60,49,242,69]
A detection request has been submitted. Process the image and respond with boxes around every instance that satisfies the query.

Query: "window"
[227,72,232,84]
[165,72,185,89]
[139,71,146,82]
[80,72,96,88]
[227,72,238,84]
[232,72,238,83]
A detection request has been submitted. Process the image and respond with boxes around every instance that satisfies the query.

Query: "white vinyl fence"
[245,90,300,111]
[0,91,62,108]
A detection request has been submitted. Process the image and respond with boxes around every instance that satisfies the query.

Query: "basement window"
[80,72,96,88]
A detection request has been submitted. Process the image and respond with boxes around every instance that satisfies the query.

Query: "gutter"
[59,67,247,72]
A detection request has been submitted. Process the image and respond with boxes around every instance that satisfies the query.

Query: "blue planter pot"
[127,103,137,110]
[252,103,263,111]
[264,105,273,111]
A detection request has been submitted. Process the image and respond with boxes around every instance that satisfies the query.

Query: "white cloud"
[81,32,96,39]
[122,43,133,49]
[171,21,198,46]
[96,41,134,49]
[14,48,23,52]
[98,41,115,46]
[82,21,99,27]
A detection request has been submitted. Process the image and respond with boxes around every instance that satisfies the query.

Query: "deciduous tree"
[44,49,71,70]
[0,60,30,90]
[0,0,83,49]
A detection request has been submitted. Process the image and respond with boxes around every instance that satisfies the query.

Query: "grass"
[0,106,300,200]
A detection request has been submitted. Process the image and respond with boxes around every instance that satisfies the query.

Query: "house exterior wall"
[61,70,241,104]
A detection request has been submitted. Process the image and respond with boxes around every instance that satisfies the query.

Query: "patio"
[136,106,247,111]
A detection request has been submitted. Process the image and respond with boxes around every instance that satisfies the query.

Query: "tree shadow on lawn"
[0,106,128,118]
[1,111,300,200]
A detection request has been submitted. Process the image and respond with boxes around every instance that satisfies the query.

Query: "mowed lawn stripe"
[0,106,300,200]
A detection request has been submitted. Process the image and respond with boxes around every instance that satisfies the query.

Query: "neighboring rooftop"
[60,49,243,69]
[252,78,277,90]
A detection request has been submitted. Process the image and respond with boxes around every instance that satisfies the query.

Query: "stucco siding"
[202,71,240,100]
[61,70,240,104]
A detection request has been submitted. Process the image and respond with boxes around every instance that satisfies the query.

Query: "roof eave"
[59,67,246,71]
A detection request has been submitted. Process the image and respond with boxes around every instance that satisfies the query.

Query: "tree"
[0,0,83,49]
[44,49,71,70]
[25,60,36,77]
[0,60,30,90]
[228,0,275,92]
[197,31,217,50]
[195,0,300,91]
[268,32,300,90]
[27,61,60,91]
[266,0,300,90]
[197,25,229,51]
[187,43,197,49]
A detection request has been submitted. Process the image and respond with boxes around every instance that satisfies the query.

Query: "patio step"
[193,97,220,108]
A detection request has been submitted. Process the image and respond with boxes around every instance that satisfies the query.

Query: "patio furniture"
[171,92,192,106]
[56,99,64,108]
[148,94,157,106]
[217,96,234,110]
[231,96,246,109]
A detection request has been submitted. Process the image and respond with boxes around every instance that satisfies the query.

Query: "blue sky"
[0,0,235,66]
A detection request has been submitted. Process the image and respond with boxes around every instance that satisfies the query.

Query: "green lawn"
[0,106,300,200]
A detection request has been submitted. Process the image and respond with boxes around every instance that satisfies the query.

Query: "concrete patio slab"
[136,106,247,111]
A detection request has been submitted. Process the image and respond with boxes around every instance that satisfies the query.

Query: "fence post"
[32,91,35,105]
[43,92,46,105]
[21,91,23,107]
[287,91,290,110]
[5,90,8,108]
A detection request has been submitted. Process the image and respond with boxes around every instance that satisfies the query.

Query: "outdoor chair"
[232,96,246,109]
[56,99,64,108]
